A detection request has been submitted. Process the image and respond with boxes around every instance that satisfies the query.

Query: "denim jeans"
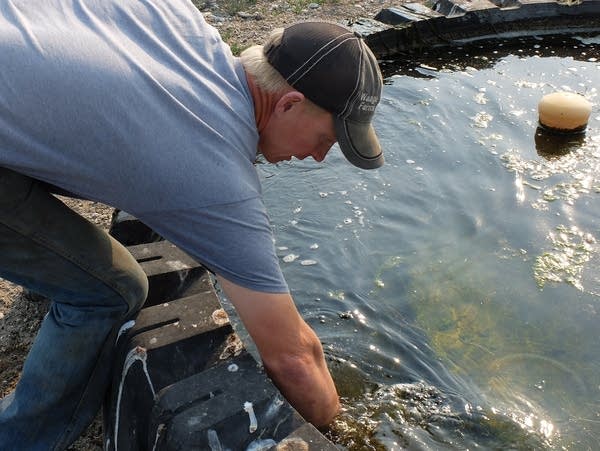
[0,168,148,450]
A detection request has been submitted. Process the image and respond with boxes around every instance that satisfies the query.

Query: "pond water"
[256,34,599,449]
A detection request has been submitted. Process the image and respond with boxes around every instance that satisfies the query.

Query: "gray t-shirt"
[0,0,288,292]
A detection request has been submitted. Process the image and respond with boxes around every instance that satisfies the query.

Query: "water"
[256,35,600,449]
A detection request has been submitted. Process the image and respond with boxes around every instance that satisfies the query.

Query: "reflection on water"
[258,33,600,449]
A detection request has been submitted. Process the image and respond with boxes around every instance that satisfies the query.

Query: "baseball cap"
[265,21,384,169]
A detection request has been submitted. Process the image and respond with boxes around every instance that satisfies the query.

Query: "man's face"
[258,93,337,164]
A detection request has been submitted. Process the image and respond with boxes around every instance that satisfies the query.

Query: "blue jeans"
[0,168,148,450]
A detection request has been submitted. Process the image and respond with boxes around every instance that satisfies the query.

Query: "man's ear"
[274,91,305,115]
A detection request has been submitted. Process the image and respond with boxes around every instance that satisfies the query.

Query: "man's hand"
[217,276,340,427]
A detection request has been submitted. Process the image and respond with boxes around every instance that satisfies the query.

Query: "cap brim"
[334,118,384,170]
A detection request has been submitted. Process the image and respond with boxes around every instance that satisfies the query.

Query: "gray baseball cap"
[265,22,384,169]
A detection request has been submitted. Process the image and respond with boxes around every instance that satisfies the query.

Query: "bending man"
[0,1,383,448]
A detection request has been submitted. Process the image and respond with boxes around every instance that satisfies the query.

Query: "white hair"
[239,28,293,94]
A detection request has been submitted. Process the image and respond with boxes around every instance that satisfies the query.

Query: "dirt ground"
[0,0,407,449]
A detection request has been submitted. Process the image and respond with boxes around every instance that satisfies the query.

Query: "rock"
[237,11,264,20]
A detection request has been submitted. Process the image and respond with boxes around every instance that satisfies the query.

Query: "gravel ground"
[197,0,401,53]
[0,0,407,449]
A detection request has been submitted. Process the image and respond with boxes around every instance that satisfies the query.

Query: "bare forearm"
[263,331,340,427]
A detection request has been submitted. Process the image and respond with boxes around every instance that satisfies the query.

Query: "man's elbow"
[265,345,319,390]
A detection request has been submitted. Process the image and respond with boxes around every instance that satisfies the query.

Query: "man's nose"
[311,151,325,162]
[311,144,333,162]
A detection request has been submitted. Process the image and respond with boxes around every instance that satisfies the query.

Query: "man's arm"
[217,276,340,427]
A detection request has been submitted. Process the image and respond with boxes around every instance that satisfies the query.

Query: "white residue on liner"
[166,260,190,271]
[243,401,258,433]
[264,396,284,420]
[151,424,166,451]
[116,320,135,344]
[114,346,156,451]
[208,429,224,451]
[246,439,277,451]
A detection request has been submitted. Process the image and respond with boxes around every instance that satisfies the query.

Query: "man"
[0,0,383,449]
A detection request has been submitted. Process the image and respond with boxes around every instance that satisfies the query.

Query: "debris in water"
[282,254,299,263]
[474,92,488,104]
[472,111,493,128]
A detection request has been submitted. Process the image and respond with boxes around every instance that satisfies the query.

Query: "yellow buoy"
[538,91,592,133]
